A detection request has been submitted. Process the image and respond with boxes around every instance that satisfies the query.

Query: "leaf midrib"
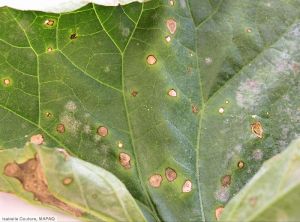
[93,3,162,221]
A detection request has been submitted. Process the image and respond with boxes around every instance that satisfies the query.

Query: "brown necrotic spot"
[131,90,138,97]
[63,177,73,185]
[165,168,177,182]
[192,104,199,113]
[119,152,131,169]
[56,124,65,134]
[30,134,44,145]
[47,47,53,52]
[4,163,20,177]
[97,126,108,137]
[251,121,263,138]
[221,175,231,187]
[149,174,163,188]
[237,160,245,169]
[70,33,77,40]
[44,19,54,26]
[4,156,83,217]
[166,19,177,34]
[215,207,224,221]
[147,55,157,65]
[182,180,192,192]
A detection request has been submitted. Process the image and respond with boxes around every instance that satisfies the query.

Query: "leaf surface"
[221,138,300,221]
[0,0,300,221]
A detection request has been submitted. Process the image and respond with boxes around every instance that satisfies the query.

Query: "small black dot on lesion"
[70,33,78,40]
[45,112,53,118]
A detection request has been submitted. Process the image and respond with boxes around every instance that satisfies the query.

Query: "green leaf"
[0,0,299,221]
[221,138,300,221]
[0,143,147,221]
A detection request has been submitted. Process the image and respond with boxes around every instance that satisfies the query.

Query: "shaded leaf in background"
[221,138,300,221]
[0,143,148,222]
[0,0,299,221]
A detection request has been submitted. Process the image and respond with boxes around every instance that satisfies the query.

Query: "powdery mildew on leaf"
[0,1,299,221]
[221,138,300,221]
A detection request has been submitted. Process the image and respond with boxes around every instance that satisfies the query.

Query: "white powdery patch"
[60,113,81,134]
[290,23,300,38]
[277,96,300,150]
[235,79,265,110]
[65,101,77,112]
[0,0,146,13]
[215,187,230,203]
[252,149,263,161]
[179,0,186,9]
[83,125,91,134]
